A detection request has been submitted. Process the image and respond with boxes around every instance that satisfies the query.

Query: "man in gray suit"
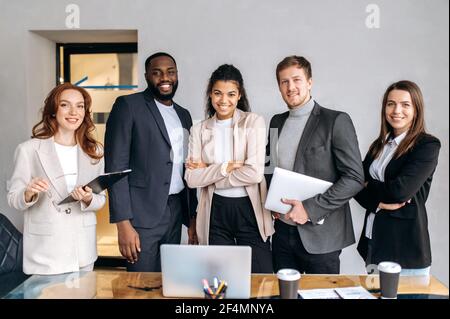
[266,56,364,274]
[105,52,198,272]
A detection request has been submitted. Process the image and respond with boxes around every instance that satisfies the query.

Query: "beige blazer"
[185,109,274,245]
[7,137,106,275]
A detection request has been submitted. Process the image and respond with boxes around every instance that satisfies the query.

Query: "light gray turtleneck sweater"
[277,98,315,226]
[278,98,315,171]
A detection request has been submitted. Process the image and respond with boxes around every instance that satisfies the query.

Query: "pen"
[202,279,214,295]
[221,282,228,295]
[215,280,226,297]
[213,277,219,290]
[127,285,162,292]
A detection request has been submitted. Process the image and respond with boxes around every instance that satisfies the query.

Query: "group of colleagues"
[7,52,441,278]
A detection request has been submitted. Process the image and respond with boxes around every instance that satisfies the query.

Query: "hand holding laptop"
[280,198,310,225]
[265,167,333,224]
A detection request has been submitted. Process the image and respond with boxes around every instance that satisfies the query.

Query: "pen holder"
[204,286,226,299]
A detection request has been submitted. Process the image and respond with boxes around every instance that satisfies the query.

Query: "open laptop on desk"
[161,244,251,298]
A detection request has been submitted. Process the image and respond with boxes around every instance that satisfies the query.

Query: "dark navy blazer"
[105,89,197,228]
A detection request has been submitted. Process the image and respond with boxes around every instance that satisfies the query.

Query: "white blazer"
[7,137,106,275]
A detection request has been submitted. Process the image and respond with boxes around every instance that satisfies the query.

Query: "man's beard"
[148,80,179,102]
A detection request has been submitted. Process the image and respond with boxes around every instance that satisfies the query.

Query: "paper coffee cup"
[277,269,301,299]
[378,262,401,299]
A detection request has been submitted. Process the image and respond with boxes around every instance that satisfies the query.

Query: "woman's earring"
[51,114,56,117]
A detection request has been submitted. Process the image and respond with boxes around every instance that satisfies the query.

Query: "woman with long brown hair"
[7,83,105,275]
[354,80,441,276]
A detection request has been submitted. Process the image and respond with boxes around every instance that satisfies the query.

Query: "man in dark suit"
[105,52,197,272]
[266,56,364,274]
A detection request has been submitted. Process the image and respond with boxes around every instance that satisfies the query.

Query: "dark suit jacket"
[104,89,197,228]
[266,102,364,254]
[354,133,441,268]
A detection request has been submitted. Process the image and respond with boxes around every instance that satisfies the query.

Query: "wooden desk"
[4,271,448,299]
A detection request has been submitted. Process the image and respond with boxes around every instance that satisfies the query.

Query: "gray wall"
[0,0,448,286]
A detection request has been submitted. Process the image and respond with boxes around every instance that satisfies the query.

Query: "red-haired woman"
[355,80,441,276]
[7,83,105,275]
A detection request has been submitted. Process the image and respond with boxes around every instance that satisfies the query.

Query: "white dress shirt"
[154,99,185,195]
[365,131,407,239]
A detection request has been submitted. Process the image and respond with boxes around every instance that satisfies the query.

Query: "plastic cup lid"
[378,261,402,273]
[277,268,301,281]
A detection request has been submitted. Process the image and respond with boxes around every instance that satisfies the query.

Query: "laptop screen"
[161,244,252,299]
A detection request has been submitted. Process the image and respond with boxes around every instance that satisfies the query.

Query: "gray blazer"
[266,102,364,254]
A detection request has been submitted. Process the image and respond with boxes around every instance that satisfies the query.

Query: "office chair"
[0,213,29,297]
[0,213,23,273]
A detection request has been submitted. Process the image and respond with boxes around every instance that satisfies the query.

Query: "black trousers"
[209,193,273,274]
[272,220,341,274]
[127,193,183,272]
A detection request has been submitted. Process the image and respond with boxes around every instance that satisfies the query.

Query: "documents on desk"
[334,287,376,299]
[298,286,376,299]
[265,167,332,224]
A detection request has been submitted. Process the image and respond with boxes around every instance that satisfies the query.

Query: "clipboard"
[57,169,132,205]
